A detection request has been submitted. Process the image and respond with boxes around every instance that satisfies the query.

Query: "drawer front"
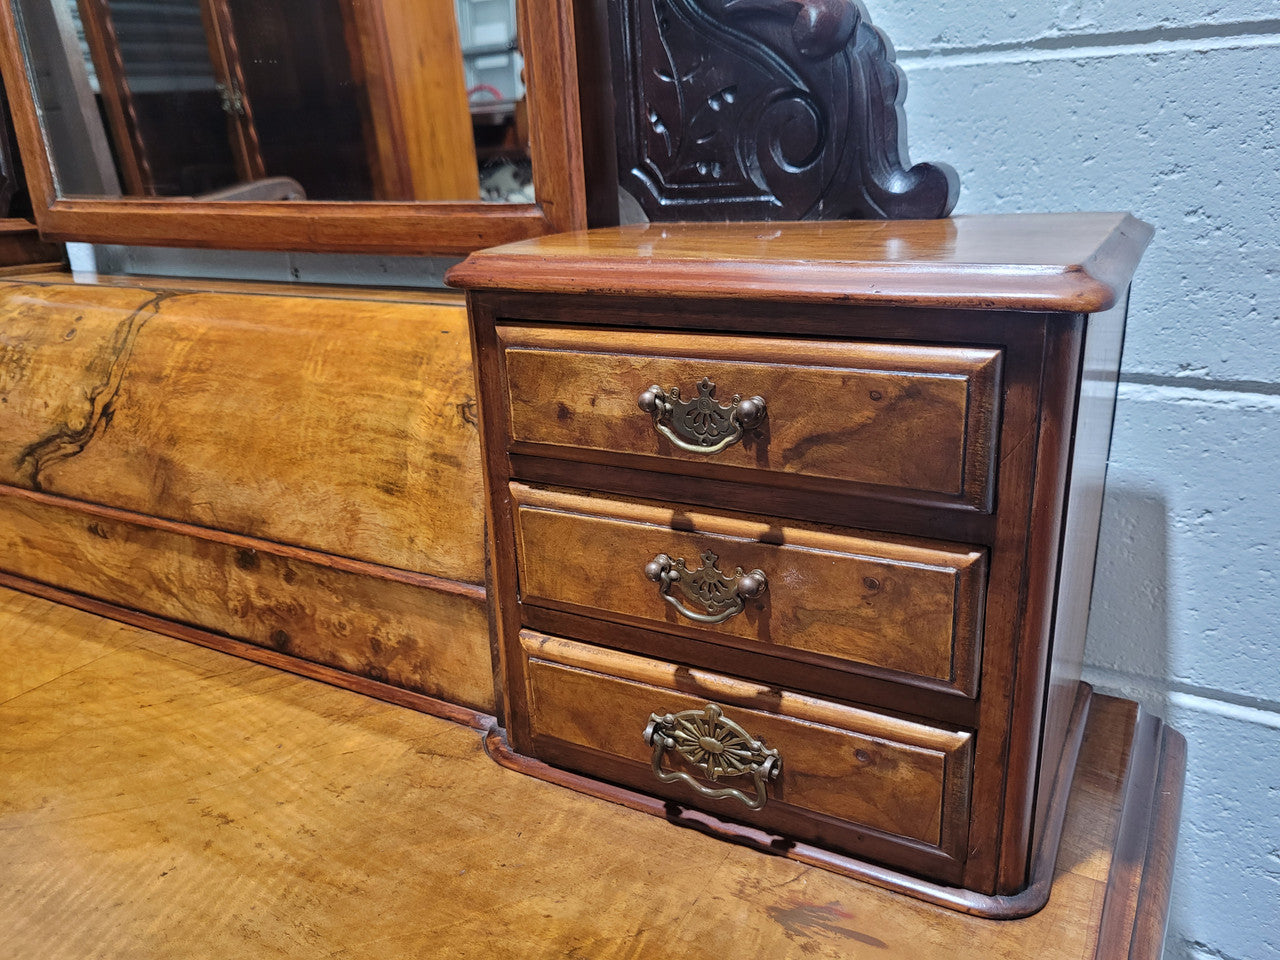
[519,632,973,865]
[499,326,1002,510]
[513,484,986,694]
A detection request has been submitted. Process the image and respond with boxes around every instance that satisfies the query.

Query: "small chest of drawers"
[447,212,1152,915]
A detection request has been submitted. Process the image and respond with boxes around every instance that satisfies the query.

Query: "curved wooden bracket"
[609,0,958,221]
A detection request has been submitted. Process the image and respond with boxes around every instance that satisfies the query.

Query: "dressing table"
[0,0,1182,945]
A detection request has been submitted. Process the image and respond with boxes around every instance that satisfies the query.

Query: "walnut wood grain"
[499,326,1001,509]
[0,488,495,712]
[468,287,1078,896]
[447,213,1154,311]
[0,278,484,581]
[0,595,1181,956]
[0,574,495,729]
[512,483,985,693]
[483,680,1095,921]
[519,631,972,862]
[459,214,1153,902]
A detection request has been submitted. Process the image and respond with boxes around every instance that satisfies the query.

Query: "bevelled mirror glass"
[0,0,584,253]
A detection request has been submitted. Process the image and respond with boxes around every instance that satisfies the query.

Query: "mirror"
[0,0,585,253]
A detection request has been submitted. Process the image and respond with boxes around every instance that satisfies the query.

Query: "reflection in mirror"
[12,0,532,203]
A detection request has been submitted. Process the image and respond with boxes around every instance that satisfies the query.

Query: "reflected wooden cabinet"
[75,0,478,201]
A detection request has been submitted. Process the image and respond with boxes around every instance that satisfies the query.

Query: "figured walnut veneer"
[0,273,494,714]
[449,213,1153,911]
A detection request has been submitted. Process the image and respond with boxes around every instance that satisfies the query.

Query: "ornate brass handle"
[643,703,782,810]
[637,376,766,454]
[644,551,767,624]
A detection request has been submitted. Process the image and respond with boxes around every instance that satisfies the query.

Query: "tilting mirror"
[0,0,584,253]
[19,0,532,201]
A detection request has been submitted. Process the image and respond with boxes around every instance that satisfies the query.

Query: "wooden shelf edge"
[0,483,485,601]
[0,571,497,732]
[482,682,1094,921]
[1096,711,1188,960]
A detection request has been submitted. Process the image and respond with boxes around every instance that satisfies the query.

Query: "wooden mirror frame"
[0,0,586,255]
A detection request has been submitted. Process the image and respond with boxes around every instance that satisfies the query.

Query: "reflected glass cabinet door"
[69,0,484,201]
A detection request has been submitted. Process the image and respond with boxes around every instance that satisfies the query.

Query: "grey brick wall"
[875,4,1279,958]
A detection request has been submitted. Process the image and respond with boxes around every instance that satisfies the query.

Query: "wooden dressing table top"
[0,585,1183,959]
[445,212,1154,311]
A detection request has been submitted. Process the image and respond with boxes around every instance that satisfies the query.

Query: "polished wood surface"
[0,587,1183,958]
[454,216,1152,900]
[1034,298,1129,850]
[0,270,494,712]
[0,219,60,265]
[0,277,484,581]
[500,326,1002,508]
[448,212,1154,310]
[0,0,587,253]
[344,0,479,201]
[513,483,986,692]
[521,631,973,869]
[0,487,494,712]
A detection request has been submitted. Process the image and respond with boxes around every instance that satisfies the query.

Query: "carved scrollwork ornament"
[609,0,958,221]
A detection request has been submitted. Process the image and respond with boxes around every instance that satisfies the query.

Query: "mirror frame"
[0,0,586,255]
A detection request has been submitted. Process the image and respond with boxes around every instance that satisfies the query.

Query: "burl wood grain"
[521,631,972,856]
[0,490,495,712]
[500,326,1001,508]
[513,483,985,692]
[0,588,1182,959]
[0,279,484,582]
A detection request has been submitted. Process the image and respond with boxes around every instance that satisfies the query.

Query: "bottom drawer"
[517,630,974,881]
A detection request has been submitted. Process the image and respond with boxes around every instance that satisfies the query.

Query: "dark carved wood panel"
[609,0,959,221]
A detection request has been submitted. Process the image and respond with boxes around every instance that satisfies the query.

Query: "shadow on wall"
[1084,480,1172,718]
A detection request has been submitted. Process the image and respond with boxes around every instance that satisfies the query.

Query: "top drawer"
[498,326,1002,511]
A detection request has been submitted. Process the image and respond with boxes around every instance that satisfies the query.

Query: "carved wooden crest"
[608,0,959,221]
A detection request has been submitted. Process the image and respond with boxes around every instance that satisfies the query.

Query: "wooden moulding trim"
[448,255,1130,313]
[483,682,1093,919]
[0,0,588,256]
[34,199,554,255]
[1095,714,1187,960]
[0,261,64,277]
[443,215,1155,312]
[0,570,497,731]
[1,269,466,304]
[1128,728,1187,960]
[0,484,485,600]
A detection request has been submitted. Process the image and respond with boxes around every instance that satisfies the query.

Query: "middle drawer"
[512,483,986,696]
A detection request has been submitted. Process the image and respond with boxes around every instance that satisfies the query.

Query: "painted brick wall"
[872,4,1279,958]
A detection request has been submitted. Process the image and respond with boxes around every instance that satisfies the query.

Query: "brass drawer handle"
[643,703,782,811]
[637,376,766,454]
[645,550,767,625]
